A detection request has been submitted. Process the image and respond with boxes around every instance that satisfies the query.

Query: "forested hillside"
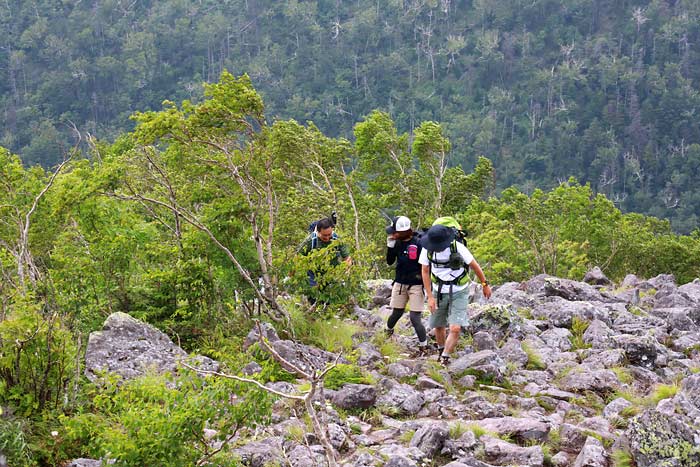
[1,0,700,231]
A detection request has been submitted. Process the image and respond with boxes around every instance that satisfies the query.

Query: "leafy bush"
[324,364,371,390]
[0,294,77,417]
[569,316,592,350]
[60,371,272,466]
[0,418,31,466]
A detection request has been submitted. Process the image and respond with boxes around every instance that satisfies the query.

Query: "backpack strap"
[427,241,470,286]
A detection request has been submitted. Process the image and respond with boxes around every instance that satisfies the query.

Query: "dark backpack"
[426,216,470,286]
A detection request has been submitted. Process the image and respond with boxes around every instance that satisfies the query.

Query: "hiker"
[383,216,429,354]
[419,223,491,366]
[297,216,351,304]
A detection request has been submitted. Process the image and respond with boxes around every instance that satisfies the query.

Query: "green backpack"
[427,216,470,286]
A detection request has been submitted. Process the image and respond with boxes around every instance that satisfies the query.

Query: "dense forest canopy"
[1,0,700,232]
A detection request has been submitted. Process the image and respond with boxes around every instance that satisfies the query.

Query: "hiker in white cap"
[384,216,429,354]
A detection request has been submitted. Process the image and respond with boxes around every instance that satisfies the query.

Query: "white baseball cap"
[386,216,411,234]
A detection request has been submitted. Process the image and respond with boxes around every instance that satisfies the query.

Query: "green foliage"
[465,180,700,283]
[611,449,634,467]
[468,423,497,439]
[611,367,634,386]
[286,302,361,353]
[0,418,31,466]
[647,382,680,405]
[324,364,372,390]
[449,421,470,439]
[521,342,547,371]
[0,294,77,417]
[398,429,415,444]
[246,343,297,383]
[569,316,592,351]
[61,372,271,466]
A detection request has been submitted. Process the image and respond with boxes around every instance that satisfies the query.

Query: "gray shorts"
[429,287,470,328]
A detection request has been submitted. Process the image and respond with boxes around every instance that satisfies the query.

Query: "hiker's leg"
[434,327,447,346]
[406,286,427,342]
[409,311,427,342]
[387,308,405,329]
[444,324,462,353]
[444,288,470,354]
[387,283,409,332]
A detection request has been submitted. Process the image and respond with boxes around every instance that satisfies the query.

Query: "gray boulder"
[583,267,612,286]
[376,382,425,415]
[355,342,384,368]
[409,422,450,457]
[540,327,573,352]
[477,416,550,443]
[468,304,525,341]
[367,279,393,307]
[612,334,658,369]
[271,339,347,373]
[490,281,539,309]
[532,298,610,328]
[243,321,280,349]
[481,436,545,466]
[472,331,497,351]
[287,444,327,467]
[583,319,615,348]
[441,430,478,458]
[232,436,285,467]
[383,456,418,467]
[558,368,620,394]
[450,350,506,382]
[66,460,103,467]
[573,436,608,467]
[678,278,700,303]
[84,312,218,382]
[627,410,700,467]
[332,384,377,410]
[543,277,607,302]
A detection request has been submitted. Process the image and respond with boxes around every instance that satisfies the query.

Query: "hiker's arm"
[386,238,398,265]
[468,259,491,299]
[422,265,436,311]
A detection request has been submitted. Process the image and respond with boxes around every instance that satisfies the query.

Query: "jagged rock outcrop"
[84,312,218,382]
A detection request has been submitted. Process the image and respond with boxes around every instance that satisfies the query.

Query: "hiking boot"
[412,345,429,357]
[385,327,395,337]
[439,355,450,367]
[435,347,445,360]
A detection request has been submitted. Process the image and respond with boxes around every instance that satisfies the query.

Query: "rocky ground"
[70,268,700,467]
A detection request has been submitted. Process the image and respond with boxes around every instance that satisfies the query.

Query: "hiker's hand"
[386,235,396,248]
[483,284,492,299]
[427,295,436,312]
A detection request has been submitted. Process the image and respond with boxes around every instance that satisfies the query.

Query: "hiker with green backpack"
[419,217,491,366]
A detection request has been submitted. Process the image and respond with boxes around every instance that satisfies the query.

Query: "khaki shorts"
[389,282,425,312]
[429,287,470,328]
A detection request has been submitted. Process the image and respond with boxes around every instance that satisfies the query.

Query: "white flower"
[51,431,59,437]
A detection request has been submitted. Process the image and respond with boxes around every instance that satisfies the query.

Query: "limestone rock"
[84,312,218,382]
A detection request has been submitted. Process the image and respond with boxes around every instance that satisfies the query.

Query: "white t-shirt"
[419,241,475,293]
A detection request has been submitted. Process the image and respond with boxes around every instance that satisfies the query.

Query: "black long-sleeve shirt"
[386,236,423,285]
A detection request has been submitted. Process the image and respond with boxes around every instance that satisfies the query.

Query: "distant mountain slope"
[1,0,699,231]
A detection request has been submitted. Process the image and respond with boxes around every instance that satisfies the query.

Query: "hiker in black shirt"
[384,216,429,354]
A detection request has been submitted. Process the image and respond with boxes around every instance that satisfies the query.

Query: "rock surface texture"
[74,269,700,467]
